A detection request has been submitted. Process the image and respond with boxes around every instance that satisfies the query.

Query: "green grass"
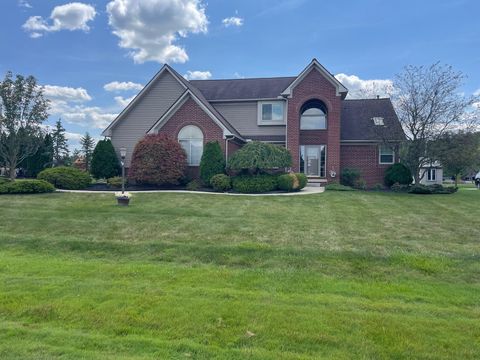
[0,189,479,359]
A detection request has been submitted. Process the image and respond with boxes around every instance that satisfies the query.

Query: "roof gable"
[102,65,187,136]
[281,59,348,97]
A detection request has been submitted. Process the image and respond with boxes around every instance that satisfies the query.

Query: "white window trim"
[379,145,395,164]
[427,168,437,181]
[178,125,203,166]
[257,101,285,125]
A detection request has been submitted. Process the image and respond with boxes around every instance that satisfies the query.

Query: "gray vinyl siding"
[110,72,185,166]
[213,102,286,138]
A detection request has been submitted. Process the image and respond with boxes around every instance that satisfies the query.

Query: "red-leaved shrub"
[128,134,187,185]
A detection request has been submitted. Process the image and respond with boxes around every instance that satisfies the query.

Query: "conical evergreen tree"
[91,139,121,179]
[80,132,95,171]
[199,141,225,185]
[51,119,69,166]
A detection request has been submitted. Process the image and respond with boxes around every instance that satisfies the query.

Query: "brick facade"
[286,69,342,182]
[340,144,395,186]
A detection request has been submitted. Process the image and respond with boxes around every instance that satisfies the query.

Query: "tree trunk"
[8,160,17,180]
[454,174,459,187]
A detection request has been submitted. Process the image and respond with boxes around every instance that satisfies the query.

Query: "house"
[419,160,443,185]
[102,59,405,186]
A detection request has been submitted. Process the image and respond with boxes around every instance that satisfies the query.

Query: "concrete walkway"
[56,186,324,197]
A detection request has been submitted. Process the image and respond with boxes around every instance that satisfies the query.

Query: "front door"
[300,145,326,177]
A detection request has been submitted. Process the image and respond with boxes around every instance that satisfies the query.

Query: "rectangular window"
[379,145,394,164]
[258,101,285,125]
[300,145,326,177]
[427,168,436,181]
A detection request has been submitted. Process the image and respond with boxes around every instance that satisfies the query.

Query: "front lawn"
[0,190,479,359]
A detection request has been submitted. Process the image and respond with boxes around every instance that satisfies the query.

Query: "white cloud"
[114,95,135,107]
[43,83,116,129]
[335,73,394,99]
[18,0,32,9]
[474,89,480,96]
[104,81,143,92]
[23,2,96,38]
[183,70,212,80]
[222,16,243,27]
[106,0,208,64]
[233,72,244,79]
[43,85,92,102]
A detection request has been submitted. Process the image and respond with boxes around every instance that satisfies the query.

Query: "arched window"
[178,125,203,166]
[300,100,327,130]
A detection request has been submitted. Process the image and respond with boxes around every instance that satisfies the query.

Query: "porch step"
[307,178,327,187]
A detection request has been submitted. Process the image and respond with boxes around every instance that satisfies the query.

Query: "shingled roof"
[190,77,296,101]
[341,98,405,141]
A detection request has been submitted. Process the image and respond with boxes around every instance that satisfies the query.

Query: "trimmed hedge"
[278,173,308,192]
[0,180,54,194]
[129,134,186,186]
[232,174,278,193]
[210,174,232,192]
[38,167,91,189]
[409,184,457,194]
[325,183,356,191]
[385,163,412,187]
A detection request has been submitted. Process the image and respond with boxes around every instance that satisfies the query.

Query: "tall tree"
[0,71,49,179]
[80,132,95,171]
[51,119,69,166]
[432,131,480,186]
[21,133,53,177]
[394,63,479,184]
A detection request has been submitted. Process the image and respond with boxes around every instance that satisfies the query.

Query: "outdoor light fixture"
[120,147,127,160]
[120,147,127,194]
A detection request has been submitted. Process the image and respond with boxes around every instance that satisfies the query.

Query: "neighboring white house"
[419,160,443,185]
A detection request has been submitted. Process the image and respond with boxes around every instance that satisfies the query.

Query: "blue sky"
[1,0,479,149]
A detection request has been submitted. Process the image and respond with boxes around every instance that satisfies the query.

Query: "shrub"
[232,174,278,193]
[38,166,91,189]
[200,141,225,185]
[91,139,121,179]
[0,180,54,194]
[129,134,186,186]
[107,176,125,188]
[277,173,308,192]
[371,183,385,191]
[408,184,457,195]
[408,184,432,194]
[340,168,361,187]
[210,174,232,192]
[228,141,292,173]
[186,180,200,191]
[354,178,367,190]
[0,177,11,185]
[391,182,410,193]
[385,163,412,187]
[325,183,355,191]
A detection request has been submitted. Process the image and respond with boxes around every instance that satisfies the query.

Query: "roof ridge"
[344,97,392,101]
[190,76,297,82]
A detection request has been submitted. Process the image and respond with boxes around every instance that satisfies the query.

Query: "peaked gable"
[281,59,348,97]
[102,65,187,136]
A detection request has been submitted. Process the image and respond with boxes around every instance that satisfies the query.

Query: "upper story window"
[379,144,394,164]
[300,100,327,130]
[258,101,285,125]
[178,125,203,166]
